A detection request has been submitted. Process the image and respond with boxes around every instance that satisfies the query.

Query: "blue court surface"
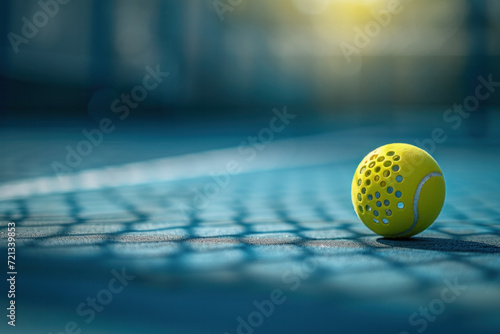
[1,113,499,334]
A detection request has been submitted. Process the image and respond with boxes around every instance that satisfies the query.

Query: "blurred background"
[0,0,499,122]
[1,2,500,334]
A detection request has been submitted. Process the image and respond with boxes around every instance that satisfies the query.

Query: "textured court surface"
[1,120,500,334]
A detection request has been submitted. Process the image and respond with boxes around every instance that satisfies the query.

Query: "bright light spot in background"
[293,0,383,19]
[266,0,466,60]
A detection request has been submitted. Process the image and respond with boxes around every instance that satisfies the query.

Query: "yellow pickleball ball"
[351,143,445,238]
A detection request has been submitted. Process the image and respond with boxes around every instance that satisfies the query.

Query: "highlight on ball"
[351,143,446,238]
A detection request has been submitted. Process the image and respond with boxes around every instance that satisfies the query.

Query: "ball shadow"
[376,237,500,253]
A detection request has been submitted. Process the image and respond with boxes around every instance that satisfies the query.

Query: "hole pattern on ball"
[355,149,410,226]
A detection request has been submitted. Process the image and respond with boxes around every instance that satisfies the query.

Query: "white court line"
[0,130,368,202]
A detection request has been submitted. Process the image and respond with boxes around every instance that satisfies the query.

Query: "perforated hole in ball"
[369,161,376,168]
[387,186,393,194]
[370,154,378,160]
[383,161,392,167]
[365,170,371,177]
[380,181,386,187]
[387,151,395,156]
[382,218,389,224]
[361,187,366,194]
[395,191,402,198]
[393,155,400,161]
[383,170,390,177]
[374,175,380,182]
[396,175,403,182]
[374,210,379,216]
[376,201,382,207]
[377,156,385,162]
[366,179,371,186]
[357,179,362,186]
[366,205,371,212]
[374,166,381,173]
[373,218,379,223]
[385,209,392,216]
[392,165,400,172]
[360,166,366,174]
[357,193,362,201]
[397,202,404,209]
[384,199,390,206]
[358,205,364,213]
[375,192,380,199]
[368,194,373,201]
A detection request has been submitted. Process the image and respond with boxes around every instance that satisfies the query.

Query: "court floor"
[1,117,499,334]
